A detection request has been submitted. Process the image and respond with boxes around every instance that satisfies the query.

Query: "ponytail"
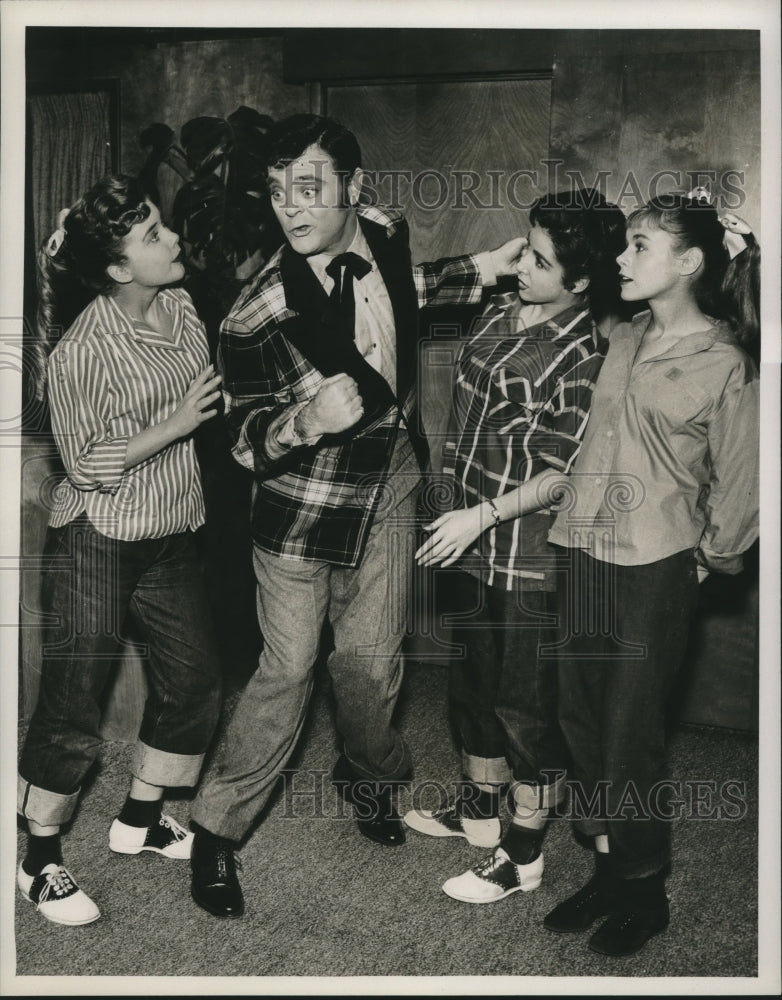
[721,233,760,358]
[32,245,93,401]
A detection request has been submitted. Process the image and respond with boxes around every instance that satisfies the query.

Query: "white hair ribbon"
[45,208,71,258]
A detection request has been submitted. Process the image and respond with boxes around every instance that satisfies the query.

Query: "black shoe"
[544,875,617,933]
[190,833,245,918]
[588,901,670,956]
[332,755,406,847]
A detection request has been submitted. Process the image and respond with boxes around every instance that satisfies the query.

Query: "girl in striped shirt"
[17,174,223,926]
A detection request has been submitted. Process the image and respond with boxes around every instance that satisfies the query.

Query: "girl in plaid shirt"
[406,189,625,905]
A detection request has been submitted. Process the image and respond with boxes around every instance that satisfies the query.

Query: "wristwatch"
[486,498,501,528]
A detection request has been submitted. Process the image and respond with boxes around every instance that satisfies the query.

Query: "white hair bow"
[45,208,71,258]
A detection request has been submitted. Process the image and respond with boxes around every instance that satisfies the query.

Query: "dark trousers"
[19,515,222,827]
[555,547,699,878]
[448,570,568,792]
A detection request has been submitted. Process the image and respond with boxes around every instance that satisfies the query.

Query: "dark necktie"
[325,251,372,344]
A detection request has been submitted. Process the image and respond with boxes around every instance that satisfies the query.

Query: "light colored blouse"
[47,287,208,540]
[548,310,759,573]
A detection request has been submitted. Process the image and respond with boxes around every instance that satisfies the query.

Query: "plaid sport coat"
[219,204,486,566]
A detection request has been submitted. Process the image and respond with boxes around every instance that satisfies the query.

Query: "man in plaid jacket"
[189,113,523,917]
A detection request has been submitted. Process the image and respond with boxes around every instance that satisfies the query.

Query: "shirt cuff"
[72,437,129,493]
[695,547,745,576]
[266,403,322,460]
[474,250,498,288]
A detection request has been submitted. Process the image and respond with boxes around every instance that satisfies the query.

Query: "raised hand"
[297,373,364,436]
[415,505,491,568]
[489,236,527,277]
[718,212,752,236]
[167,365,222,438]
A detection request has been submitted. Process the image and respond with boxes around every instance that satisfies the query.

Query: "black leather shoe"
[332,755,407,847]
[190,834,245,918]
[588,902,670,956]
[544,876,617,933]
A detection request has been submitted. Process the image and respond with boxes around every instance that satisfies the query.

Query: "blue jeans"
[554,547,699,878]
[447,570,567,806]
[192,484,417,842]
[18,515,222,827]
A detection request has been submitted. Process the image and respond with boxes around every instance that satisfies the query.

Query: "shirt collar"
[630,309,735,360]
[519,297,595,344]
[103,288,184,347]
[476,294,599,349]
[307,223,375,285]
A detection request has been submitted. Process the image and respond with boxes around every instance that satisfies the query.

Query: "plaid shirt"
[219,204,486,566]
[442,293,607,591]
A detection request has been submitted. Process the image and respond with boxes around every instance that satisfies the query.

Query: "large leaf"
[226,106,274,191]
[139,123,175,155]
[142,105,278,277]
[181,116,233,175]
[138,123,177,203]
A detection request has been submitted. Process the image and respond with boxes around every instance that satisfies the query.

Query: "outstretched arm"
[413,236,525,309]
[415,468,567,567]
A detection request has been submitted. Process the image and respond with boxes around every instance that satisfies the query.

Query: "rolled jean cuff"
[509,771,567,817]
[608,848,670,881]
[462,751,512,786]
[17,775,80,827]
[345,746,413,784]
[132,742,204,788]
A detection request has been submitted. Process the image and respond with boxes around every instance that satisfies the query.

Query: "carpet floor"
[13,660,759,984]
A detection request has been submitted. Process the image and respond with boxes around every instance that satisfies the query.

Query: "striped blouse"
[47,287,208,540]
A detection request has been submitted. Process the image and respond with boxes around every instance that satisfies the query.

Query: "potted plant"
[139,105,281,343]
[139,106,281,678]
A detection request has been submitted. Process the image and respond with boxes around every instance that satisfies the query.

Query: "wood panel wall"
[328,77,552,262]
[550,49,760,235]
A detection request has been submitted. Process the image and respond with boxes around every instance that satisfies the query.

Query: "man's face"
[268,143,360,257]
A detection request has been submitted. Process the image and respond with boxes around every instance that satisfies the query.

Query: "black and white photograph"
[1,0,779,995]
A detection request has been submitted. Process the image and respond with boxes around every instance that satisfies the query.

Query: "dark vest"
[275,214,428,468]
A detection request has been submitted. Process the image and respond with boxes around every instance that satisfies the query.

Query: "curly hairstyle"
[32,174,150,399]
[529,188,627,323]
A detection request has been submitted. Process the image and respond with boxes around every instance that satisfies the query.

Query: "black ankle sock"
[500,823,545,864]
[458,781,500,820]
[118,796,162,828]
[23,832,63,876]
[595,851,613,879]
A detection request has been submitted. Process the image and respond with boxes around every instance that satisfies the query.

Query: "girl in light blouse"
[17,174,223,926]
[544,192,759,957]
